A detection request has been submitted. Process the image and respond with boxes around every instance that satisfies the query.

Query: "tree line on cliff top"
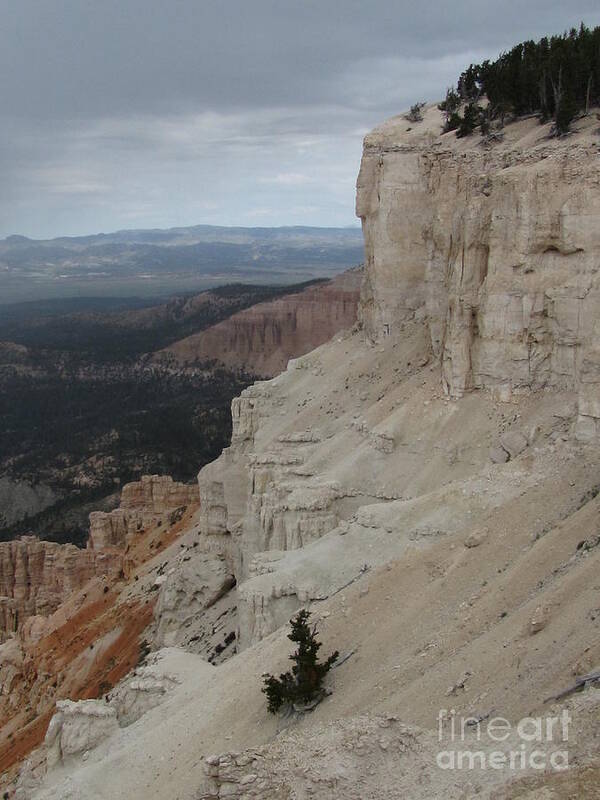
[437,23,600,137]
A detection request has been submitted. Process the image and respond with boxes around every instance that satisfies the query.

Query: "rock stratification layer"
[160,268,362,376]
[357,106,600,439]
[88,475,197,551]
[0,538,120,642]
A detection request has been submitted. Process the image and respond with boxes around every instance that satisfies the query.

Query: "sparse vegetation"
[262,609,338,713]
[438,87,461,131]
[405,102,426,123]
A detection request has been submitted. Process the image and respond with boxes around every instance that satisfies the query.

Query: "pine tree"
[457,102,481,137]
[438,87,461,131]
[556,80,578,134]
[262,609,339,713]
[450,23,600,137]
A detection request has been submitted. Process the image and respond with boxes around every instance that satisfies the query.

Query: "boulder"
[489,446,509,464]
[45,699,118,767]
[499,430,528,459]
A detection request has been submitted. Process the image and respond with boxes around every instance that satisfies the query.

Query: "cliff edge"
[357,104,600,440]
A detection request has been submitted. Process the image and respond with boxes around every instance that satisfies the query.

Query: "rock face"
[152,554,235,652]
[160,269,362,376]
[356,106,600,437]
[200,715,427,800]
[0,537,120,641]
[186,109,600,651]
[188,116,600,649]
[44,700,119,768]
[119,475,198,511]
[88,475,198,551]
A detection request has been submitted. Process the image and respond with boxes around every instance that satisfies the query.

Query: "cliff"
[159,269,362,376]
[357,105,600,437]
[5,109,600,799]
[88,475,198,551]
[0,538,120,642]
[0,476,198,643]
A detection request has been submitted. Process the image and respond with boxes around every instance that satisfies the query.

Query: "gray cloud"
[2,1,600,237]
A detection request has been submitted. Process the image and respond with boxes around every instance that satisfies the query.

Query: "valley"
[0,273,360,545]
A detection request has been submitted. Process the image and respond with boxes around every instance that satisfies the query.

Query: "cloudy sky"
[2,1,600,239]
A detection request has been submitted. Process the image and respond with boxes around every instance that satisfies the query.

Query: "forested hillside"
[0,281,321,545]
[438,23,600,136]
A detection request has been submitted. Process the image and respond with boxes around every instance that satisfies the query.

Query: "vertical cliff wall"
[356,106,600,438]
[0,538,119,641]
[159,268,362,376]
[0,476,198,642]
[6,108,600,800]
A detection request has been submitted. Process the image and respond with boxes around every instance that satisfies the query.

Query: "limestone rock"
[199,715,424,800]
[0,537,121,641]
[108,665,180,727]
[0,638,25,707]
[529,606,549,635]
[158,269,361,377]
[499,430,528,459]
[89,475,197,551]
[44,699,118,767]
[120,474,197,511]
[197,479,228,536]
[489,446,509,464]
[357,107,600,414]
[231,392,260,446]
[575,326,600,442]
[464,531,486,548]
[153,553,235,651]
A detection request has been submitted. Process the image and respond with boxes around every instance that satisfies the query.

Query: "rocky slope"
[159,268,362,376]
[0,538,120,642]
[3,108,600,799]
[0,476,203,783]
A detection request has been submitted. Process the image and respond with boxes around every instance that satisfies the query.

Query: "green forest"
[439,23,600,137]
[0,283,321,545]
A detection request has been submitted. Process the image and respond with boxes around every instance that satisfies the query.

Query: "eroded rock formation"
[0,476,197,643]
[88,475,197,551]
[160,269,362,376]
[356,106,600,438]
[0,538,121,642]
[4,107,600,800]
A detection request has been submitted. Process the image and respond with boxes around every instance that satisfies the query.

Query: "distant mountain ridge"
[3,223,362,246]
[0,224,364,304]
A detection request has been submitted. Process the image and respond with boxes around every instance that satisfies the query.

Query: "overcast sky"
[2,1,600,239]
